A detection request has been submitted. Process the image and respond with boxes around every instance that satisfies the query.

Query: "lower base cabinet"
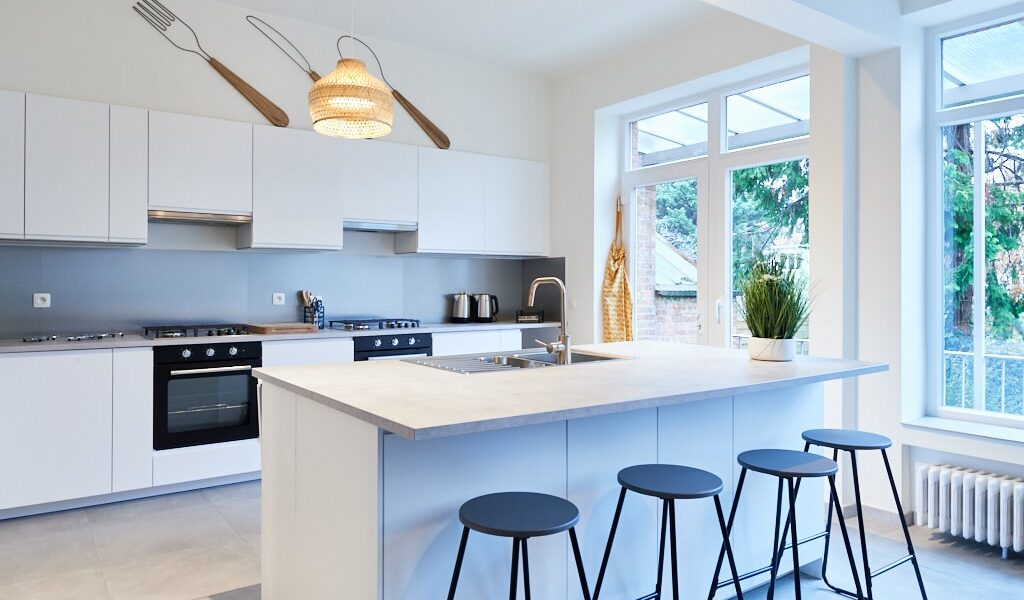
[0,350,113,510]
[262,338,355,366]
[431,329,522,356]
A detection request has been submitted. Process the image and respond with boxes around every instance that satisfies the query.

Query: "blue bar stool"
[446,491,591,600]
[801,429,927,600]
[592,464,744,600]
[709,449,864,600]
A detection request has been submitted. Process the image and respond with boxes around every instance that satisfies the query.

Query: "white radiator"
[915,464,1024,557]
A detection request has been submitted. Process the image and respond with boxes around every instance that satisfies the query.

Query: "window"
[932,12,1024,427]
[630,102,709,168]
[725,76,809,150]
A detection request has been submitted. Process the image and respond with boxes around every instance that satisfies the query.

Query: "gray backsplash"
[0,242,564,337]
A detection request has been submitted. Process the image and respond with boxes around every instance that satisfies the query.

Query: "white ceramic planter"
[748,337,796,362]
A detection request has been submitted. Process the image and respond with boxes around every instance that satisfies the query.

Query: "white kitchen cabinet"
[0,90,24,240]
[484,156,548,256]
[397,148,486,254]
[109,105,149,244]
[341,139,418,227]
[432,329,521,356]
[112,347,153,492]
[153,439,261,487]
[0,350,113,510]
[24,94,109,242]
[241,126,345,250]
[262,338,355,366]
[149,110,252,215]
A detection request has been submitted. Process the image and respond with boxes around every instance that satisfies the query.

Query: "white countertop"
[253,340,887,441]
[0,322,554,354]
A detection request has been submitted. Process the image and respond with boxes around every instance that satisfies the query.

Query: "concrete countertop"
[253,340,887,441]
[0,322,556,354]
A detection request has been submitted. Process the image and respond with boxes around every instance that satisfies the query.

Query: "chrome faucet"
[527,276,571,365]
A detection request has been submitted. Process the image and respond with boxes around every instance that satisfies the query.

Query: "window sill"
[904,416,1024,444]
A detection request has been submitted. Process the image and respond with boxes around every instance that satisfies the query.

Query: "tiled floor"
[1,481,1021,599]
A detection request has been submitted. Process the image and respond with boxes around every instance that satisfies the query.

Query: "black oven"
[353,333,432,360]
[153,342,261,450]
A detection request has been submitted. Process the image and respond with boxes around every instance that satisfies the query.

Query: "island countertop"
[253,340,886,441]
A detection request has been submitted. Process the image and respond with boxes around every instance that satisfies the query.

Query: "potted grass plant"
[737,254,810,361]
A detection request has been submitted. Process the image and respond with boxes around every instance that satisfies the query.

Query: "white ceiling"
[217,0,719,76]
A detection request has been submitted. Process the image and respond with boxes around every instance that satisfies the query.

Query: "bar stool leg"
[882,449,928,599]
[767,478,785,600]
[849,451,873,600]
[819,448,840,592]
[569,527,592,600]
[714,495,744,600]
[447,526,470,600]
[593,487,627,600]
[509,538,520,600]
[657,499,669,599]
[787,478,802,600]
[828,475,865,599]
[522,538,532,600]
[668,500,680,600]
[708,468,748,600]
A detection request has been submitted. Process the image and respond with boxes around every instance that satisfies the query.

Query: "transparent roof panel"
[942,19,1024,107]
[726,75,809,150]
[631,102,709,168]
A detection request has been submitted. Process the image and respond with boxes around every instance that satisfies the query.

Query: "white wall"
[0,0,549,161]
[549,12,806,344]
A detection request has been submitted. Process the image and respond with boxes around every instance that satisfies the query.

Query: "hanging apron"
[602,197,634,342]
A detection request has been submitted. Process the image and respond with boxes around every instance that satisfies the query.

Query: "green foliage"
[655,179,698,260]
[732,159,809,283]
[736,254,810,339]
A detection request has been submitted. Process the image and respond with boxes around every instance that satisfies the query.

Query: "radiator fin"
[916,463,1023,553]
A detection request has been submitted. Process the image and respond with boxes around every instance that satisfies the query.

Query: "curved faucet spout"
[527,276,571,364]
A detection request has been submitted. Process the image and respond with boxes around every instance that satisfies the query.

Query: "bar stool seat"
[617,464,723,499]
[737,448,838,478]
[802,428,892,451]
[459,491,579,537]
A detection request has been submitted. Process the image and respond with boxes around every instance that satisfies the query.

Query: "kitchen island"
[253,341,885,599]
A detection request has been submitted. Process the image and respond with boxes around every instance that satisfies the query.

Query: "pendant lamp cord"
[336,35,392,89]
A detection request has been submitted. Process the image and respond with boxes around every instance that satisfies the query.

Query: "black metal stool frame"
[592,486,744,600]
[446,524,592,600]
[708,467,864,600]
[794,441,928,600]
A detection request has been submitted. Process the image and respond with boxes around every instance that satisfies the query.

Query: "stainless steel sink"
[404,349,625,374]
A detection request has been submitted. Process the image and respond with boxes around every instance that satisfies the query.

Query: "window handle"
[715,299,723,324]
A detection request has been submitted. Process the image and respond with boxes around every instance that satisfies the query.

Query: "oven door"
[154,359,261,450]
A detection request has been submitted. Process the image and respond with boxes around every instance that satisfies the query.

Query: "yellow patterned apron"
[602,198,634,342]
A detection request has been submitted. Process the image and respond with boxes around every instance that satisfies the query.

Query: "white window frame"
[621,67,810,348]
[927,6,1024,429]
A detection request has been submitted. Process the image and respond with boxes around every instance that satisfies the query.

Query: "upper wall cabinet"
[241,126,345,250]
[109,106,148,244]
[0,91,24,240]
[24,94,110,242]
[149,111,252,215]
[484,156,548,256]
[340,139,418,227]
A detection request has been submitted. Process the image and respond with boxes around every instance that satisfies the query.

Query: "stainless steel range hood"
[343,220,417,233]
[148,210,252,225]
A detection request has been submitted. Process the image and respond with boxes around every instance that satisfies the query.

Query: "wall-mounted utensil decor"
[245,16,450,148]
[133,0,289,127]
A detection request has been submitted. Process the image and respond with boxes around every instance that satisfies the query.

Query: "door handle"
[715,299,723,324]
[169,365,253,376]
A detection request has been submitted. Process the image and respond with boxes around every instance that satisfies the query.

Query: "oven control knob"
[205,347,216,358]
[391,338,399,347]
[408,337,416,345]
[180,348,192,359]
[228,346,238,356]
[373,338,382,348]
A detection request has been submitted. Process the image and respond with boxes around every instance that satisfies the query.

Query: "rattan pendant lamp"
[308,3,393,138]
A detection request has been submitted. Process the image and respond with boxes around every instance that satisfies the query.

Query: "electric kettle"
[451,292,473,323]
[472,293,499,323]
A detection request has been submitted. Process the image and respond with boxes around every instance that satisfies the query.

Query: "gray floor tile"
[101,539,258,600]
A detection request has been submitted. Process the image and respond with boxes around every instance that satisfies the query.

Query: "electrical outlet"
[272,292,285,306]
[33,293,51,308]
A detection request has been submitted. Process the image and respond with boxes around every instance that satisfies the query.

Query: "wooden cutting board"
[248,322,319,334]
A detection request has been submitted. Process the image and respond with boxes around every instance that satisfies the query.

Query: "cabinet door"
[25,94,109,241]
[498,329,523,351]
[109,105,148,244]
[248,126,344,249]
[112,347,153,492]
[484,156,548,256]
[431,331,503,356]
[341,139,418,226]
[0,90,24,240]
[149,110,252,215]
[414,148,485,253]
[262,339,355,366]
[0,350,113,510]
